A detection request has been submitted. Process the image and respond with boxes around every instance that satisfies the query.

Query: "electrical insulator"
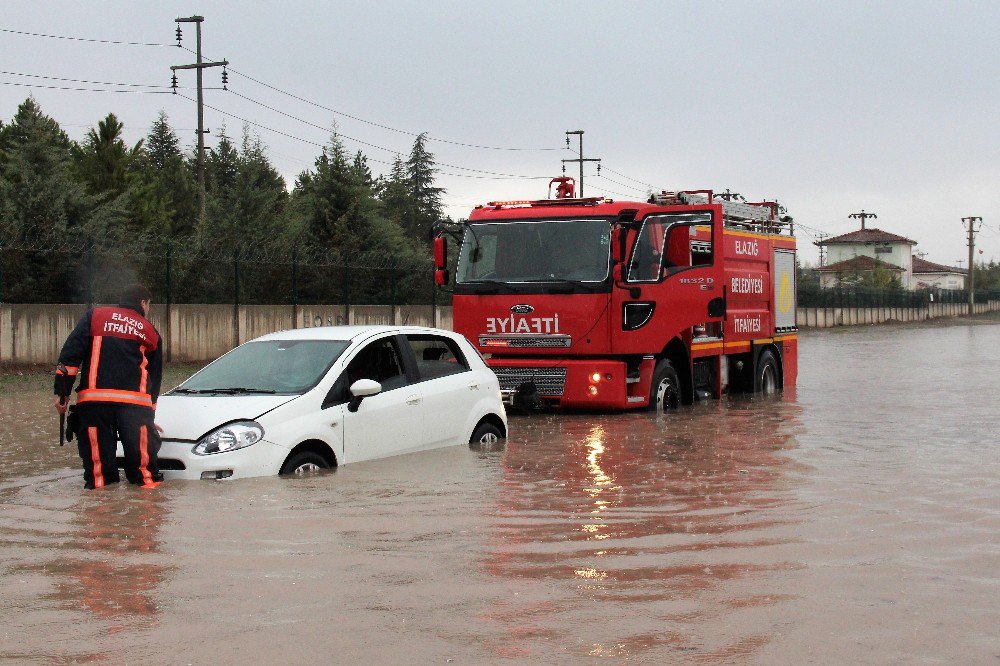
[597,163,601,175]
[175,25,182,46]
[565,136,570,147]
[171,73,178,93]
[561,163,566,174]
[221,68,229,90]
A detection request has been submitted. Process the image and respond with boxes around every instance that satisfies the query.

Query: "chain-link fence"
[0,235,443,308]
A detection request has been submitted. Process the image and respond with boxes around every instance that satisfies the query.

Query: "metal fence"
[797,285,1000,309]
[0,237,442,309]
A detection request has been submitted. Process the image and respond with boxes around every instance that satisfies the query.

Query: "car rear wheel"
[470,422,504,452]
[280,451,330,476]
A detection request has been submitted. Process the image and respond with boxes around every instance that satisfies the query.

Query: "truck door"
[623,209,725,338]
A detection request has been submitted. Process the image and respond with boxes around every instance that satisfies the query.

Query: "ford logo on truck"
[511,304,534,314]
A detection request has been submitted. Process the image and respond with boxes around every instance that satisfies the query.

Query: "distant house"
[815,228,917,288]
[814,255,906,289]
[911,256,967,290]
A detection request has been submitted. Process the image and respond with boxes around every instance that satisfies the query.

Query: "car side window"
[325,338,408,407]
[405,335,470,382]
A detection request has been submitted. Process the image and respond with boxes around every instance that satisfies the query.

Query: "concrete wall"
[796,299,1000,328]
[0,304,454,364]
[2,299,996,363]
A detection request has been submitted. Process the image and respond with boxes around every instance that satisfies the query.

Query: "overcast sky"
[2,1,998,265]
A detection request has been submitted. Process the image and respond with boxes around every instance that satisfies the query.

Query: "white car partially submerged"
[148,326,507,480]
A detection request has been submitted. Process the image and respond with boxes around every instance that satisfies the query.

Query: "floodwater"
[1,321,998,664]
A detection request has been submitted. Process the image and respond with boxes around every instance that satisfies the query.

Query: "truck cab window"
[628,213,713,282]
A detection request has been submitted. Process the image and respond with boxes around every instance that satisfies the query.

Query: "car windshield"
[177,340,351,395]
[456,218,611,283]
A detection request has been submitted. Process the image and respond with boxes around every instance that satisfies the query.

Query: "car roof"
[249,325,461,344]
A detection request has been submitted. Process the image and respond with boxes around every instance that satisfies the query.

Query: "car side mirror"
[347,379,381,413]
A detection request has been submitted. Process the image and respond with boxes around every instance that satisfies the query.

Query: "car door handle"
[405,395,421,405]
[468,383,480,390]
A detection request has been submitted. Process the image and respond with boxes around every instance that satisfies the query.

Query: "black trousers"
[74,404,163,489]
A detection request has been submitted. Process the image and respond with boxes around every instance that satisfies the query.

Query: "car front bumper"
[117,439,290,480]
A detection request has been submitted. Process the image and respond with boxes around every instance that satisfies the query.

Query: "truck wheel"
[754,350,780,395]
[649,360,681,413]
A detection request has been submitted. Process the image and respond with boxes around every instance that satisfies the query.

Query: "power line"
[0,80,175,94]
[0,69,192,90]
[601,166,656,189]
[178,44,561,153]
[0,27,170,47]
[176,93,549,180]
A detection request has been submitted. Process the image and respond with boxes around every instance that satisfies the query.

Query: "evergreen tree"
[72,113,142,196]
[0,98,97,301]
[404,132,443,242]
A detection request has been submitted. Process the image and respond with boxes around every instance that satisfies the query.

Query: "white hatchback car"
[147,326,507,480]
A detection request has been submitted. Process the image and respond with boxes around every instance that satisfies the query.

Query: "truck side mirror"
[434,236,447,270]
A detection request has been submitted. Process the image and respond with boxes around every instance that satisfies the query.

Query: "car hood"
[155,394,299,441]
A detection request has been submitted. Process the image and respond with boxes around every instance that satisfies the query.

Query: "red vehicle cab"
[436,185,798,412]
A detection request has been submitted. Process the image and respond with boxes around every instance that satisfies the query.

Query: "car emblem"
[511,304,534,314]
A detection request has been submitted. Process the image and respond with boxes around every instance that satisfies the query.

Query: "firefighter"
[54,284,164,490]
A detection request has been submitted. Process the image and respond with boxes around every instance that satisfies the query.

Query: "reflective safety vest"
[55,305,163,409]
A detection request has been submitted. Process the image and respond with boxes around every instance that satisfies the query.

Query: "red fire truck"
[434,179,798,411]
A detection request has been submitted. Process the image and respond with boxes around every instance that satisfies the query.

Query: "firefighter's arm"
[148,336,164,408]
[54,310,92,404]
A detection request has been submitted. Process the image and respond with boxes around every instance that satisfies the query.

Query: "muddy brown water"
[1,321,997,664]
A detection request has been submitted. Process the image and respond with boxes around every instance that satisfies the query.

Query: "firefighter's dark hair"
[120,283,152,307]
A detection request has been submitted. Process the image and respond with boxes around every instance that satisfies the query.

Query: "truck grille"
[479,335,571,348]
[492,366,567,396]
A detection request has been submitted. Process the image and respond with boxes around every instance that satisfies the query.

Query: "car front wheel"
[280,450,330,476]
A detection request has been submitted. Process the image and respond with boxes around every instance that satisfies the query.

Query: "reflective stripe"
[65,366,79,376]
[88,426,104,489]
[77,388,154,408]
[138,425,153,485]
[88,336,103,389]
[138,349,149,395]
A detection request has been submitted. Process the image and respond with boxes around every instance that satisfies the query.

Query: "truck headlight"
[193,421,264,455]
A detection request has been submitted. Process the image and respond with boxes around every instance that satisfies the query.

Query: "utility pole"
[716,189,744,201]
[817,233,829,266]
[172,16,228,224]
[849,209,877,230]
[562,130,601,198]
[962,216,983,316]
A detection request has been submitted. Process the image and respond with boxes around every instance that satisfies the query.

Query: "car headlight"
[193,421,264,455]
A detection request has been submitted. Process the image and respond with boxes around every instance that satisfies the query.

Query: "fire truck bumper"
[490,358,642,410]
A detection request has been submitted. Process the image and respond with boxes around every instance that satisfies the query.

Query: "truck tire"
[754,350,780,395]
[649,360,681,413]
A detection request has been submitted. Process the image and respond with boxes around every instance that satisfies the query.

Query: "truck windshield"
[456,219,611,284]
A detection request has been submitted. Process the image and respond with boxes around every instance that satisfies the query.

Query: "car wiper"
[173,387,277,394]
[205,387,278,394]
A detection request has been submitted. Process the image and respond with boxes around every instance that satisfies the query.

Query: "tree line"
[0,97,444,304]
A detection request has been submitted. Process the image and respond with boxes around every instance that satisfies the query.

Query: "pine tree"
[405,132,443,242]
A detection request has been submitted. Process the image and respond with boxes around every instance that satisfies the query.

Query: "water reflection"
[49,492,169,634]
[481,397,805,660]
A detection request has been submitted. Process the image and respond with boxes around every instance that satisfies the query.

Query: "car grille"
[115,457,186,470]
[479,335,572,348]
[492,366,567,396]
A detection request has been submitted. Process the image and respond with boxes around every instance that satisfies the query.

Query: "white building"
[911,256,967,290]
[814,225,970,291]
[815,227,917,288]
